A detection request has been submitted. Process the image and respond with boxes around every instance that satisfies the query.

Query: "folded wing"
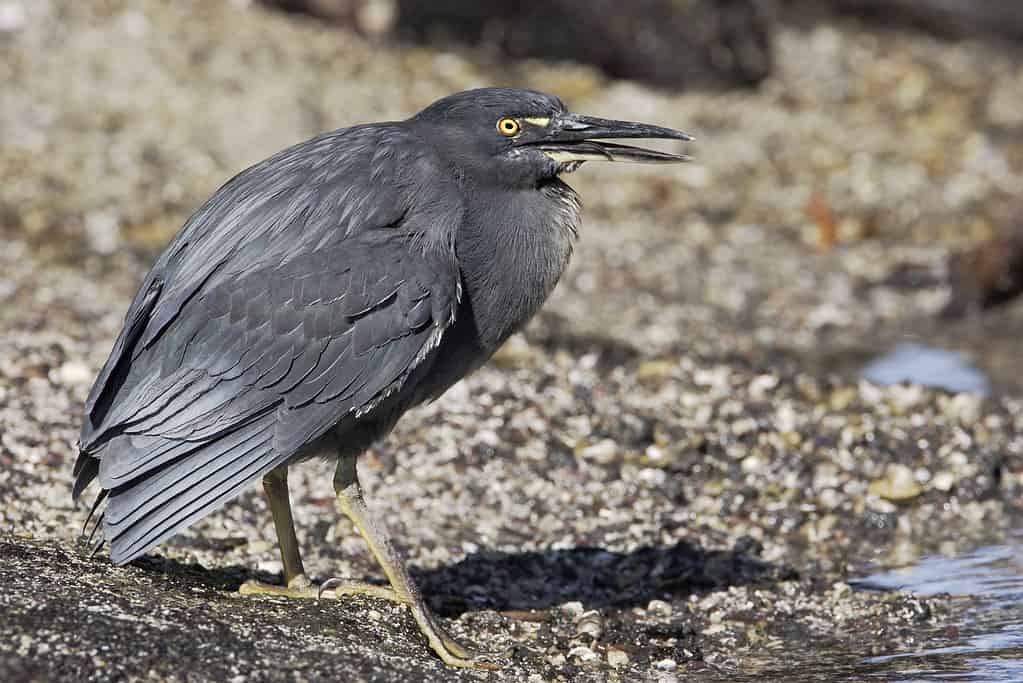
[73,125,462,564]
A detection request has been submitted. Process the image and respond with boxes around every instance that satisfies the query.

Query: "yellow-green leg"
[322,452,500,670]
[239,457,500,669]
[238,464,407,601]
[239,465,316,596]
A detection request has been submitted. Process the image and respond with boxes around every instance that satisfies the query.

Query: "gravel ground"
[2,1,1023,681]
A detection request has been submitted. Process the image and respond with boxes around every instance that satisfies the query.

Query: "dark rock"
[943,219,1023,318]
[791,0,1023,41]
[395,0,774,91]
[264,0,776,91]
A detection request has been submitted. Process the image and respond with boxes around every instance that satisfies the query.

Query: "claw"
[313,576,501,669]
[317,577,340,600]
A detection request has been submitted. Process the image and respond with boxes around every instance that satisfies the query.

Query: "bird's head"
[411,88,692,189]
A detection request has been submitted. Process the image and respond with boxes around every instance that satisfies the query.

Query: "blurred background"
[4,0,1023,377]
[2,1,1023,681]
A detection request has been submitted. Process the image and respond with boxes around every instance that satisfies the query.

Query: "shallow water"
[849,531,1023,682]
[839,345,1022,680]
[861,343,990,395]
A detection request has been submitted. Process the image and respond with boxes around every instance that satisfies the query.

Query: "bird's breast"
[454,180,579,354]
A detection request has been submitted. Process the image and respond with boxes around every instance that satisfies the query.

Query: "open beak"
[533,113,693,165]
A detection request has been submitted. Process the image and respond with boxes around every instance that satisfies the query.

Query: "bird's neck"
[456,179,579,352]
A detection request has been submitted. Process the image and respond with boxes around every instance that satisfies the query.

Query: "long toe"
[439,632,471,660]
[412,609,507,670]
[238,575,319,599]
[442,635,514,670]
[317,577,408,604]
[430,638,505,671]
[316,578,504,669]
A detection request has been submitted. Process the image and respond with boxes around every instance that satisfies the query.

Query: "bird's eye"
[497,118,521,137]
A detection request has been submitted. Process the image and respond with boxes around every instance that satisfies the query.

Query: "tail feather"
[72,453,101,502]
[76,409,291,566]
[104,418,274,531]
[81,488,109,537]
[107,439,285,564]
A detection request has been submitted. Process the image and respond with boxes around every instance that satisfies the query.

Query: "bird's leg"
[238,464,406,601]
[238,465,317,597]
[321,452,498,670]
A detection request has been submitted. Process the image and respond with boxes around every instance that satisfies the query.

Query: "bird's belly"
[410,315,492,405]
[292,324,486,464]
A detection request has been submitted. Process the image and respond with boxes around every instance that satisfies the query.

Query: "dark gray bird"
[73,88,691,668]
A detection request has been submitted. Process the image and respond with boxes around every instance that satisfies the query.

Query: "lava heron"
[73,88,692,668]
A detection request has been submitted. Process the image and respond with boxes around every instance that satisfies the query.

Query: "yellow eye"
[497,117,521,137]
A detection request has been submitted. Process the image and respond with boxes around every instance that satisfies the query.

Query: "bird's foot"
[318,577,505,670]
[238,573,320,599]
[411,605,506,670]
[239,574,406,601]
[316,577,409,603]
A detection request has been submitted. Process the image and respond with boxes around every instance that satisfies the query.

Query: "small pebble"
[931,470,956,492]
[607,648,630,668]
[246,540,272,554]
[577,439,618,465]
[574,610,603,639]
[647,599,672,618]
[547,653,566,667]
[568,645,599,663]
[869,463,923,502]
[819,488,842,510]
[748,373,778,399]
[655,658,678,671]
[943,393,982,424]
[55,361,93,386]
[637,359,677,381]
[560,601,584,618]
[831,582,852,599]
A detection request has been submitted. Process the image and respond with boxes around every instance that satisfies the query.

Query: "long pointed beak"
[534,113,693,165]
